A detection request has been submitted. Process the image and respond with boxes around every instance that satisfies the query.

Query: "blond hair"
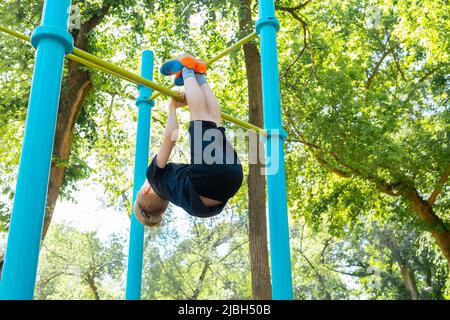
[133,191,169,227]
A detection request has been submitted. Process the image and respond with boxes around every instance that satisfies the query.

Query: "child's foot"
[160,53,198,86]
[159,59,183,76]
[174,75,185,87]
[160,53,197,75]
[195,59,207,74]
[175,58,207,86]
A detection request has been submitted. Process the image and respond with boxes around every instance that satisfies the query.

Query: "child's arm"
[155,97,185,168]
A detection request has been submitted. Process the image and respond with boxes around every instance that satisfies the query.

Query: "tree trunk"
[402,188,450,267]
[239,0,272,300]
[41,9,111,239]
[191,260,210,300]
[85,274,101,300]
[399,264,419,300]
[0,11,110,280]
[382,230,420,300]
[42,65,92,239]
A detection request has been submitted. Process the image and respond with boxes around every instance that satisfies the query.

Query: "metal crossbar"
[0,26,266,136]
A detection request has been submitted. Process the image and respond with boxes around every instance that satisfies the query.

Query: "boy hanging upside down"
[133,54,244,227]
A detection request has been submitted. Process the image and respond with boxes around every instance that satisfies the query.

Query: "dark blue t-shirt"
[146,157,226,218]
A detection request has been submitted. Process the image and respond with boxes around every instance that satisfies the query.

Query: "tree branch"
[276,1,313,13]
[365,35,393,104]
[71,3,112,51]
[282,45,306,79]
[190,260,210,300]
[84,273,101,300]
[393,51,407,82]
[428,167,450,206]
[156,254,190,299]
[277,1,319,81]
[294,248,332,299]
[325,265,374,277]
[84,4,112,34]
[218,240,249,263]
[403,67,439,104]
[366,49,390,91]
[282,90,405,197]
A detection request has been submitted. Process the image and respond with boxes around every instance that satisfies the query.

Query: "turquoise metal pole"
[257,0,293,299]
[125,50,154,300]
[0,0,73,300]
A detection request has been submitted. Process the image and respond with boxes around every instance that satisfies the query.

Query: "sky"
[51,181,191,243]
[0,183,137,253]
[52,183,131,241]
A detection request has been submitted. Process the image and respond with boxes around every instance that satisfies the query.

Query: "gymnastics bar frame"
[0,0,293,300]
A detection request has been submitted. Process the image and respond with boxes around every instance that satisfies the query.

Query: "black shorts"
[146,120,243,218]
[189,120,243,203]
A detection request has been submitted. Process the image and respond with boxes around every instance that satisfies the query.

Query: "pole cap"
[136,96,155,108]
[256,17,280,33]
[31,26,74,54]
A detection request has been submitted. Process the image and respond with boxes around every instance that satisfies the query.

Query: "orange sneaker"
[194,58,207,74]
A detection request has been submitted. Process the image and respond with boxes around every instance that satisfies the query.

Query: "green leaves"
[279,0,449,298]
[36,224,126,299]
[0,0,448,299]
[140,208,251,300]
[279,0,449,210]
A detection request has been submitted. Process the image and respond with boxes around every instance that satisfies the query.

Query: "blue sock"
[160,60,183,76]
[182,67,195,80]
[195,73,207,86]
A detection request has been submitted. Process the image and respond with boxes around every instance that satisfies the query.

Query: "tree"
[36,224,125,300]
[140,208,252,299]
[2,0,448,300]
[0,0,171,271]
[277,0,450,265]
[326,215,449,300]
[238,0,272,299]
[43,0,157,240]
[0,0,127,258]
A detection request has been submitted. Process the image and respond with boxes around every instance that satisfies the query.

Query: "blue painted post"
[0,0,74,300]
[125,50,154,300]
[256,0,293,299]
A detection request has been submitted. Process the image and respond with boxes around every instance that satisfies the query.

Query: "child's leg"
[182,67,214,122]
[195,73,222,126]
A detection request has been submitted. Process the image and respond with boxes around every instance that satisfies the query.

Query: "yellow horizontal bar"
[206,31,258,66]
[148,32,258,101]
[68,54,139,85]
[0,26,183,99]
[148,84,175,101]
[0,26,266,135]
[0,25,30,42]
[222,112,267,137]
[0,27,140,84]
[71,47,184,100]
